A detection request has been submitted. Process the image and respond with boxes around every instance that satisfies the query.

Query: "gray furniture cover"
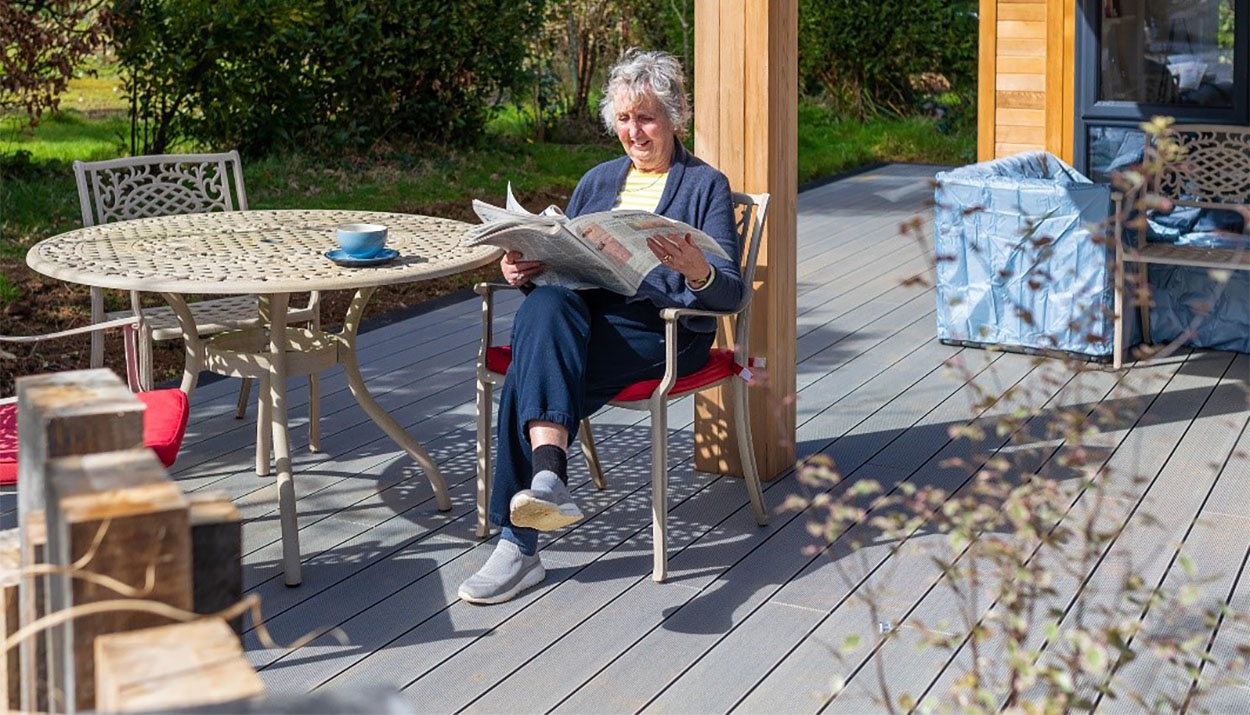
[1141,207,1248,353]
[934,152,1116,359]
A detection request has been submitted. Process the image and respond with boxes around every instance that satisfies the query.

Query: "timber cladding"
[979,0,1077,162]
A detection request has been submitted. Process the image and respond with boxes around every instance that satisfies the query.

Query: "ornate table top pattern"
[27,209,501,294]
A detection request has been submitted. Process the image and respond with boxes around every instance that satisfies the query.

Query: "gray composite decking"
[23,163,1250,712]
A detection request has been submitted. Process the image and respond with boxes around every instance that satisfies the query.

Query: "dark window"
[1099,0,1237,108]
[1075,0,1247,178]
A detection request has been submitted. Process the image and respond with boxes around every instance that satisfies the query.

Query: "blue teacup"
[336,223,388,258]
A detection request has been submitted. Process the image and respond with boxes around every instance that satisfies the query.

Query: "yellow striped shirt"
[612,167,669,212]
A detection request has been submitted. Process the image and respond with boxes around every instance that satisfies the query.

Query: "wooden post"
[693,0,797,480]
[15,368,146,712]
[978,0,1078,162]
[94,618,264,712]
[188,493,244,635]
[45,448,192,712]
[977,0,998,161]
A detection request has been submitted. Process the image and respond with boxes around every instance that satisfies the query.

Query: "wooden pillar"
[15,369,146,712]
[693,0,797,479]
[978,0,1077,162]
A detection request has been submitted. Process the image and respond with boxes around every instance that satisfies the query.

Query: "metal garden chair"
[74,151,322,419]
[1,317,191,485]
[473,192,771,582]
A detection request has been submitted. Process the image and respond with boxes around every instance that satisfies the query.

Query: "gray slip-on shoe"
[509,471,584,531]
[458,539,546,605]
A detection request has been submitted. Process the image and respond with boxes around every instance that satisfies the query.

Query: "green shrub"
[799,0,977,120]
[109,0,544,156]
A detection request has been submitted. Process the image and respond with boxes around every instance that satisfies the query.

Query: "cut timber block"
[0,528,19,711]
[15,369,145,713]
[94,617,264,712]
[188,493,243,635]
[45,448,192,712]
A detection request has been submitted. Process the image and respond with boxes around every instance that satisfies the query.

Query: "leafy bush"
[799,0,977,119]
[0,1,109,125]
[109,0,544,156]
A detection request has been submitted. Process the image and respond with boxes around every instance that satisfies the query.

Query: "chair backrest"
[73,151,248,228]
[1154,124,1250,211]
[729,191,771,362]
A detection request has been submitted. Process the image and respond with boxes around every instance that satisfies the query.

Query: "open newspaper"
[464,183,728,295]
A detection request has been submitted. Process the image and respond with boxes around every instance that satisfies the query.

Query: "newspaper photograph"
[465,184,728,295]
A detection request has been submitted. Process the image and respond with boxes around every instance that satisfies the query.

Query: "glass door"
[1075,0,1248,180]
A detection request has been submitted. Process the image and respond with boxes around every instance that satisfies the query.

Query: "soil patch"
[0,188,570,396]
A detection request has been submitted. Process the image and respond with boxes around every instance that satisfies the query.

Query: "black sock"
[532,444,568,485]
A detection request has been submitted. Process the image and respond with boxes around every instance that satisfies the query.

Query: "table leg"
[339,287,452,511]
[159,293,204,400]
[266,292,301,586]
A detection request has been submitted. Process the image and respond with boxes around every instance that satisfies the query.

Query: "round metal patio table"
[27,210,501,585]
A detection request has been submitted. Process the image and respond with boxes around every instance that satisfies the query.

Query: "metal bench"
[1112,124,1250,369]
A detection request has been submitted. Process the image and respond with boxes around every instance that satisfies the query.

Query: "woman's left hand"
[646,232,711,284]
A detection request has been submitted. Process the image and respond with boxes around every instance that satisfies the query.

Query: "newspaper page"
[465,187,728,295]
[562,211,727,292]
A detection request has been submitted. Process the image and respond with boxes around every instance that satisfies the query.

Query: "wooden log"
[45,448,192,712]
[94,617,264,712]
[0,528,19,711]
[15,369,145,713]
[188,493,243,635]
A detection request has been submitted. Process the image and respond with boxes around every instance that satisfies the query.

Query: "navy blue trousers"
[492,286,715,554]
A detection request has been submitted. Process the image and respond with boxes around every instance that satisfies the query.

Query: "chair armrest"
[1,316,142,391]
[658,306,740,322]
[0,316,138,344]
[474,281,520,297]
[475,282,521,371]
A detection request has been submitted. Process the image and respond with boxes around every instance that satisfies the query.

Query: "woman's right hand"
[501,250,545,287]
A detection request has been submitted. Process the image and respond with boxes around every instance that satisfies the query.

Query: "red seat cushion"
[484,346,739,403]
[0,388,190,486]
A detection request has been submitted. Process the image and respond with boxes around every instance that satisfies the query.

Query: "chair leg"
[579,418,606,490]
[307,374,321,453]
[650,400,669,583]
[256,373,272,477]
[90,286,105,369]
[1113,255,1125,370]
[1136,262,1152,348]
[306,310,322,451]
[733,380,768,526]
[235,378,252,419]
[476,378,493,539]
[139,331,155,392]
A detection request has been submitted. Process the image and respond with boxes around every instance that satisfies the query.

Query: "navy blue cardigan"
[566,141,743,333]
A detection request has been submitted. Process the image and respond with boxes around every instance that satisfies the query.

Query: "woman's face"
[613,88,675,173]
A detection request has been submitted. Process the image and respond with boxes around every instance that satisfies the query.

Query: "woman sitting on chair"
[458,49,744,604]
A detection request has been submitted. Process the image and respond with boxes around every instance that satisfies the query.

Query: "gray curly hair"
[599,49,691,138]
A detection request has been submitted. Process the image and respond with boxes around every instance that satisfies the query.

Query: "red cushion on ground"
[136,389,190,468]
[0,388,189,486]
[484,346,738,403]
[0,403,15,486]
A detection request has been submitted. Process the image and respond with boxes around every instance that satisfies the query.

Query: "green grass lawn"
[1,111,130,163]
